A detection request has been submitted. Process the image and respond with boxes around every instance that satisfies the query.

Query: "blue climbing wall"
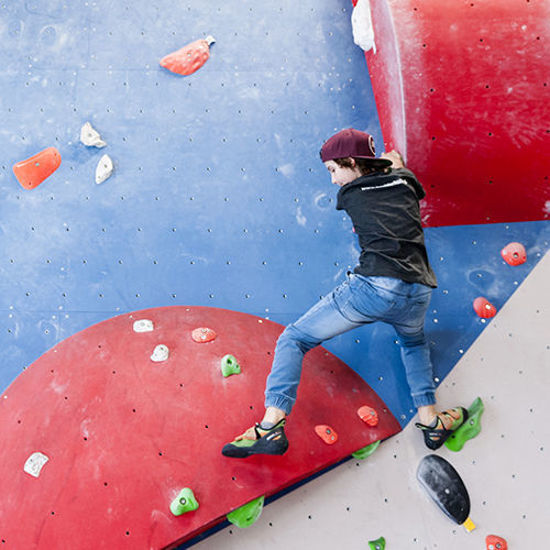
[1,0,549,432]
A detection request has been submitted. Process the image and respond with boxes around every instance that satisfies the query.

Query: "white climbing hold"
[205,35,215,46]
[151,344,169,362]
[80,121,107,148]
[133,319,154,333]
[95,154,114,184]
[24,452,49,478]
[351,0,376,53]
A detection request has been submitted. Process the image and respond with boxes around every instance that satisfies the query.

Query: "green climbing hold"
[227,496,265,528]
[368,536,386,550]
[170,488,199,516]
[352,440,380,460]
[445,397,484,452]
[221,354,241,377]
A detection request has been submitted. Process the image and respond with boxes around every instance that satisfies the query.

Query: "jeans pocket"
[350,278,397,318]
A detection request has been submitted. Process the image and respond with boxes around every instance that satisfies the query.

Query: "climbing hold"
[220,354,241,377]
[23,452,49,478]
[95,154,113,184]
[170,488,199,516]
[486,534,508,550]
[13,147,61,190]
[352,0,376,53]
[227,496,264,528]
[314,425,338,445]
[191,327,217,343]
[417,455,474,530]
[352,440,380,460]
[357,405,379,427]
[501,242,526,266]
[160,35,215,76]
[133,319,154,333]
[368,536,386,550]
[473,297,497,319]
[150,344,169,362]
[445,397,484,452]
[80,121,107,148]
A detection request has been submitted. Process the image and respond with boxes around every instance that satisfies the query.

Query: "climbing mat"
[0,306,400,549]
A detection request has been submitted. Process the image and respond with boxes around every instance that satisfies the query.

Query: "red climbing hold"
[314,425,338,445]
[12,147,61,190]
[486,534,507,550]
[357,405,379,427]
[501,242,526,266]
[191,327,217,343]
[160,36,215,76]
[473,297,497,319]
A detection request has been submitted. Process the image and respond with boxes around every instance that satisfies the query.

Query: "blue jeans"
[265,273,436,415]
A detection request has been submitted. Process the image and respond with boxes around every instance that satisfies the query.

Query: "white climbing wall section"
[195,250,550,549]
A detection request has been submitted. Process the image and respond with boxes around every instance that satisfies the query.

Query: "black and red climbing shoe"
[222,419,289,458]
[415,407,469,450]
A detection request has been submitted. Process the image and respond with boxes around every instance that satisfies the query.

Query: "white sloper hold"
[80,122,107,148]
[352,0,376,53]
[133,319,154,333]
[151,344,169,362]
[95,154,114,184]
[24,452,49,478]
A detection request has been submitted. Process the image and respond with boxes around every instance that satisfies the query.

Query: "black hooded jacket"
[336,167,437,288]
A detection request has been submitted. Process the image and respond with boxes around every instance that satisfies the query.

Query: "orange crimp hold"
[13,147,61,190]
[486,534,507,550]
[314,425,338,445]
[191,327,217,343]
[473,297,497,319]
[160,36,215,76]
[501,242,526,266]
[357,405,379,426]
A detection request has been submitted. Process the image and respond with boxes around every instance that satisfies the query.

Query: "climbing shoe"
[222,419,289,458]
[415,407,469,450]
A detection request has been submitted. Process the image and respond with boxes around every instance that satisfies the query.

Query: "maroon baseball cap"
[320,128,392,168]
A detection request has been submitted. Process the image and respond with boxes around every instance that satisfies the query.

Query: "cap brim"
[355,156,393,168]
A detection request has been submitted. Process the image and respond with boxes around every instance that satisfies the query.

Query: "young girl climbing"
[222,128,467,458]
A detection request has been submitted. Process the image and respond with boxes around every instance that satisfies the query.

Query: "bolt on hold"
[473,297,497,318]
[191,327,217,343]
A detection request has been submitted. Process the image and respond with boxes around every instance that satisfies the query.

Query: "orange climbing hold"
[12,147,61,190]
[473,297,497,319]
[357,405,379,427]
[486,534,507,550]
[314,425,338,445]
[191,327,217,343]
[501,242,526,266]
[160,36,215,76]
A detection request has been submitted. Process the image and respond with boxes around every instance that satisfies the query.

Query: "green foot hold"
[170,488,199,516]
[445,397,484,452]
[221,354,241,377]
[368,536,386,550]
[352,440,380,460]
[227,496,264,528]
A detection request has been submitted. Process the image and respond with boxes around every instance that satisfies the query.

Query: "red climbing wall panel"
[362,0,550,227]
[0,306,400,549]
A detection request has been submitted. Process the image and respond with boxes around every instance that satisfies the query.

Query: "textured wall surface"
[0,0,549,548]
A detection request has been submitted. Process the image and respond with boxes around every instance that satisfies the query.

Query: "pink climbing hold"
[473,297,497,319]
[314,425,338,445]
[160,36,215,76]
[191,327,217,343]
[13,147,61,190]
[357,405,379,427]
[486,534,507,550]
[501,242,526,266]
